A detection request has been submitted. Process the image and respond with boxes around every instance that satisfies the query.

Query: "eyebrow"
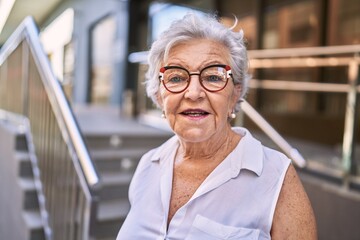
[164,61,225,71]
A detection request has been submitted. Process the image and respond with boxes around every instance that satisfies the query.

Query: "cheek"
[211,96,232,118]
[161,93,180,113]
[158,87,171,108]
[225,89,238,107]
[156,94,163,109]
[211,91,237,118]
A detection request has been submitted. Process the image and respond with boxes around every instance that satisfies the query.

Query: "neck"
[177,127,240,164]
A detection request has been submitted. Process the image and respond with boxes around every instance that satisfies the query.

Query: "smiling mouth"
[180,110,209,117]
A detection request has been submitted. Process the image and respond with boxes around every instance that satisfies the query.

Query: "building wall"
[128,0,360,145]
[41,0,129,105]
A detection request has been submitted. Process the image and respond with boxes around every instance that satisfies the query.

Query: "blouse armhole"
[268,157,290,229]
[270,164,317,239]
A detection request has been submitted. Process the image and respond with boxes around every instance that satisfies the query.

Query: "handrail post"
[342,59,359,179]
[88,194,99,239]
[21,40,29,117]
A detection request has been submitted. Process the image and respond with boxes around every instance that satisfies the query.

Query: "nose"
[184,74,205,100]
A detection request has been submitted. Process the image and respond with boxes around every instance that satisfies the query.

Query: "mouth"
[180,109,210,117]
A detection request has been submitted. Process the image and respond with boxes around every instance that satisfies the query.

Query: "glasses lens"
[200,66,228,91]
[163,68,189,92]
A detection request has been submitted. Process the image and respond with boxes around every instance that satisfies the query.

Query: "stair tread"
[15,151,30,161]
[90,148,149,159]
[80,118,172,137]
[98,199,130,221]
[101,172,133,186]
[19,177,36,191]
[23,210,44,229]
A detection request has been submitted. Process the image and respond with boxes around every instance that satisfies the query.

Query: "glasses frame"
[159,64,233,93]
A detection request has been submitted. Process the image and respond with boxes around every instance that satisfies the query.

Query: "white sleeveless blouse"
[117,127,290,240]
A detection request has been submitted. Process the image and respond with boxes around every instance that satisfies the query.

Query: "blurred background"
[0,0,359,239]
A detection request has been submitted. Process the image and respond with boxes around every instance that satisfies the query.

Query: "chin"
[176,128,212,143]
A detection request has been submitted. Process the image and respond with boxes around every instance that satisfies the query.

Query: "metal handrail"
[128,44,360,63]
[241,100,306,167]
[0,16,100,239]
[249,79,352,93]
[247,47,360,177]
[128,53,309,167]
[248,44,360,59]
[129,44,360,174]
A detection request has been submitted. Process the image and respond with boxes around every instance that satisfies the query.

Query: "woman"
[117,13,317,240]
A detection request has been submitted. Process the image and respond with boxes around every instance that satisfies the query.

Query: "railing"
[0,17,100,240]
[129,51,307,168]
[247,45,360,180]
[129,44,360,180]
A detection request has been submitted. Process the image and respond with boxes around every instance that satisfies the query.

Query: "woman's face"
[157,39,241,143]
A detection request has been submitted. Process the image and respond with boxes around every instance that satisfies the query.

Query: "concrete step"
[91,147,150,160]
[16,151,33,178]
[23,210,45,240]
[95,199,130,239]
[19,177,39,210]
[84,134,169,151]
[99,172,133,201]
[90,148,147,173]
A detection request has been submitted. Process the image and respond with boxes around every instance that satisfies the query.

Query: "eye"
[164,70,188,84]
[202,72,225,83]
[201,67,227,83]
[168,75,185,83]
[205,75,223,82]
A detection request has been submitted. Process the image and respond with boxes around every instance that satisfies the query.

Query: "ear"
[231,84,242,107]
[156,91,164,108]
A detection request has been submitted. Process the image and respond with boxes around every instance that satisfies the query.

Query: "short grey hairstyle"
[145,12,250,112]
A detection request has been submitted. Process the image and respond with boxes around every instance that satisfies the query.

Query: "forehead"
[165,39,230,67]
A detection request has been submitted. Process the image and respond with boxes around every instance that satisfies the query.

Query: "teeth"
[183,111,207,116]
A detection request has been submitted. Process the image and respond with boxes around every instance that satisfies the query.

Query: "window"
[149,2,204,42]
[262,0,319,49]
[63,42,74,101]
[219,0,257,49]
[90,15,116,104]
[328,0,360,45]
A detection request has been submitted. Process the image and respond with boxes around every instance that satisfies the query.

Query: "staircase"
[0,108,172,240]
[0,120,45,240]
[75,106,173,239]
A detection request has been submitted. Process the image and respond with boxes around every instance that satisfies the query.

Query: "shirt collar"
[230,127,263,177]
[149,127,264,177]
[150,134,178,163]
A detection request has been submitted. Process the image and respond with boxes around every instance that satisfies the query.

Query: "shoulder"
[233,127,290,177]
[262,146,291,173]
[135,135,178,171]
[129,135,178,191]
[271,164,317,239]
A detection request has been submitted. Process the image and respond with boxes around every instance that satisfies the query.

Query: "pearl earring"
[230,111,236,119]
[161,111,166,119]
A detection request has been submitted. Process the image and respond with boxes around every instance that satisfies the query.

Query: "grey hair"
[145,12,250,112]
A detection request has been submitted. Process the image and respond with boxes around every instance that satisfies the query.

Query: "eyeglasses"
[159,64,233,93]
